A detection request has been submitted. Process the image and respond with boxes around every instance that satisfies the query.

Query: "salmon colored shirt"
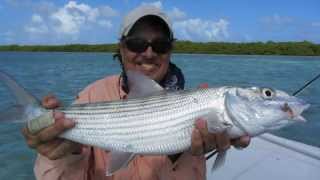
[34,75,206,180]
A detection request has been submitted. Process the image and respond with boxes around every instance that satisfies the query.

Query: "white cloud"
[25,14,48,34]
[168,7,186,21]
[0,31,15,43]
[174,18,230,41]
[23,1,118,37]
[50,1,101,35]
[261,14,293,25]
[31,14,43,23]
[133,3,228,42]
[25,24,48,34]
[311,22,320,27]
[99,5,118,17]
[98,20,112,28]
[50,3,85,35]
[141,1,163,9]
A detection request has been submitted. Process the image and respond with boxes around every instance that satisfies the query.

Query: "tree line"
[0,41,319,56]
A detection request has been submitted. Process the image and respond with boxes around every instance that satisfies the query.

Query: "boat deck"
[206,133,320,180]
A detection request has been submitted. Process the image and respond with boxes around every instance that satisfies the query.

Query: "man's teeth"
[141,63,155,71]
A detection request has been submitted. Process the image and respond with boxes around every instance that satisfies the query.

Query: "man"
[22,6,250,180]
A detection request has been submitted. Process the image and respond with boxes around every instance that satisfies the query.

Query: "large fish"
[0,71,309,175]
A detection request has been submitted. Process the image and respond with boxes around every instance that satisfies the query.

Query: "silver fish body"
[35,85,307,155]
[60,87,231,155]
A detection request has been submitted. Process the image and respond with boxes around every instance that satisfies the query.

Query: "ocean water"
[0,52,319,179]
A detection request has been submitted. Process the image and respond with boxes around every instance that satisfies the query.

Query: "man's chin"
[127,68,163,82]
[143,71,162,82]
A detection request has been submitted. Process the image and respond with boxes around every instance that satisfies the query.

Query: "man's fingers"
[195,119,216,153]
[42,94,60,109]
[21,111,74,148]
[191,128,204,155]
[215,131,231,151]
[37,117,75,143]
[37,138,64,157]
[232,135,251,149]
[53,111,65,120]
[21,127,40,148]
[47,141,81,160]
[194,119,231,152]
[204,132,217,153]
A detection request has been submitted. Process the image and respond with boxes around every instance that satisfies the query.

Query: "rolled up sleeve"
[34,147,90,180]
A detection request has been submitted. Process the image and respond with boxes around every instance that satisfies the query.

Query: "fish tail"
[0,70,41,123]
[0,70,55,134]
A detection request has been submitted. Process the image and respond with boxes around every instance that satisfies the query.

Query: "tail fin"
[0,104,27,122]
[0,71,40,122]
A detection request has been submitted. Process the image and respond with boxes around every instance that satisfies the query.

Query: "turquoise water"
[0,52,319,179]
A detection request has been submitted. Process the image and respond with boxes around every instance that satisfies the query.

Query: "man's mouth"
[136,62,159,73]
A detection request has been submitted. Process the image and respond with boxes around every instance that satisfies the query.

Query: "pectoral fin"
[211,150,227,171]
[106,151,136,176]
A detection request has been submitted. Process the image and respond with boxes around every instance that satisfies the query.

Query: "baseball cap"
[119,6,174,39]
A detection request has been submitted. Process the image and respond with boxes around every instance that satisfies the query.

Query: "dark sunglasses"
[122,37,174,54]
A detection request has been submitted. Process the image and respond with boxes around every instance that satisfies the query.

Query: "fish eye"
[261,88,275,99]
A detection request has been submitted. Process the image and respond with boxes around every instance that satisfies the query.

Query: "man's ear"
[119,42,125,54]
[118,42,123,48]
[171,40,176,50]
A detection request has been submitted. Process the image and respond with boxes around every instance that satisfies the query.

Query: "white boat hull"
[206,133,320,180]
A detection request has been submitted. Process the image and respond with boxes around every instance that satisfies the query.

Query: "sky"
[0,0,319,45]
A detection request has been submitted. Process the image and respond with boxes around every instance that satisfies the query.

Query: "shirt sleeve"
[34,149,90,180]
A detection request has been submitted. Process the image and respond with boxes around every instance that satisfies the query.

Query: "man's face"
[120,26,172,82]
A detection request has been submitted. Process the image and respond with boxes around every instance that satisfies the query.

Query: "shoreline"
[0,41,320,56]
[0,51,320,57]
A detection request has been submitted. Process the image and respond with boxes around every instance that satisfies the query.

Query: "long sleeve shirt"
[34,75,206,180]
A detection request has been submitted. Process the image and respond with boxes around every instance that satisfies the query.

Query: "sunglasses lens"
[124,37,172,54]
[125,38,148,53]
[152,39,172,54]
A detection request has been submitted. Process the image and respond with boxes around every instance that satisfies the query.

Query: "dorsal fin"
[126,70,164,98]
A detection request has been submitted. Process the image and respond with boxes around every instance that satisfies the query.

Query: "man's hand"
[21,95,82,160]
[190,118,250,155]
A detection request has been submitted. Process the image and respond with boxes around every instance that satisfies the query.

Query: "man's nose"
[141,45,156,58]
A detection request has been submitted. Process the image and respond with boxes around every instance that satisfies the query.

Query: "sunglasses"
[122,37,174,54]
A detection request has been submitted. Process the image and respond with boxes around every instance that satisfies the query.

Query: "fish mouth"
[281,102,310,122]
